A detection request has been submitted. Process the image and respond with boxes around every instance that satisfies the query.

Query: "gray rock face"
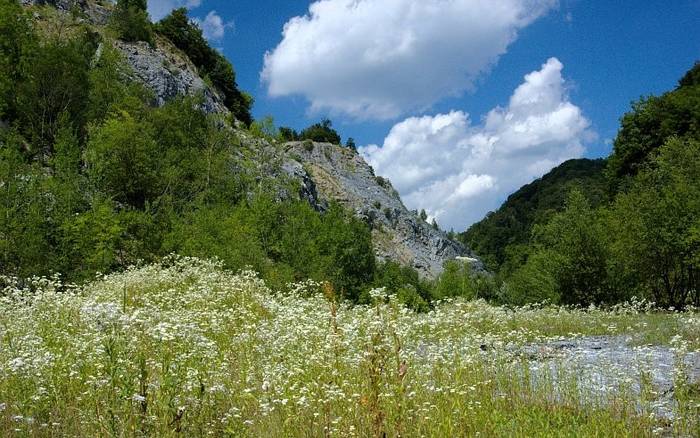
[23,0,227,114]
[22,0,111,25]
[284,141,483,278]
[113,39,228,115]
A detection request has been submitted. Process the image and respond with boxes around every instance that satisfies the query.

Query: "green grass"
[0,257,698,436]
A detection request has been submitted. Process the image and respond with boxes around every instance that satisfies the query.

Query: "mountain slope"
[284,141,481,276]
[460,158,608,271]
[11,0,476,279]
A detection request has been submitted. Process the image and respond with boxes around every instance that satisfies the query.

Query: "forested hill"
[459,61,699,308]
[0,0,480,311]
[460,158,608,271]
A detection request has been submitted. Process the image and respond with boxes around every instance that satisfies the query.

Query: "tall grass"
[0,257,698,436]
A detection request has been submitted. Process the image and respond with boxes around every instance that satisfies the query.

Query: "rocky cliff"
[24,0,482,278]
[113,37,229,114]
[282,142,482,277]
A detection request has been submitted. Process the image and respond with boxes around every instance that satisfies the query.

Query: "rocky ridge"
[282,142,483,277]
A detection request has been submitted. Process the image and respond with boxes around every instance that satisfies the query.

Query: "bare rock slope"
[283,142,483,277]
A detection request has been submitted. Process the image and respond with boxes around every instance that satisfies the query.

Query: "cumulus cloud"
[195,11,234,41]
[360,58,595,230]
[148,0,202,22]
[262,0,557,119]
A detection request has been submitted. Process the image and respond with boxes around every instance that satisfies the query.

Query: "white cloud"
[262,0,558,119]
[360,58,595,230]
[148,0,202,22]
[196,11,234,41]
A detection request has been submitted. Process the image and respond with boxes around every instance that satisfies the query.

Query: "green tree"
[372,261,432,311]
[504,250,560,305]
[279,126,299,142]
[59,199,124,279]
[532,189,613,305]
[0,131,56,277]
[0,0,37,121]
[85,111,159,209]
[110,0,153,44]
[249,116,279,141]
[346,137,357,151]
[608,137,700,307]
[433,260,479,300]
[16,32,95,155]
[607,63,700,181]
[167,204,269,275]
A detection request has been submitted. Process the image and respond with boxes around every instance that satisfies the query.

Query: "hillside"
[460,158,608,271]
[0,0,477,298]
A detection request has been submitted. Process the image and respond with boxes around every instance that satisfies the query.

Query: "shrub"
[299,118,341,144]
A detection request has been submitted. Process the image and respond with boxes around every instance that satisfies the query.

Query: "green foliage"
[166,203,269,275]
[608,137,700,307]
[433,260,495,300]
[16,31,97,154]
[607,66,700,181]
[279,126,299,142]
[372,261,433,311]
[299,118,341,144]
[504,250,560,305]
[110,0,153,44]
[0,131,56,277]
[59,199,124,278]
[531,189,613,305]
[461,159,608,272]
[85,111,159,208]
[346,137,356,151]
[249,115,279,141]
[0,0,37,120]
[155,8,252,124]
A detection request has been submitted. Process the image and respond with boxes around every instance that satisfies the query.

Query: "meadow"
[0,256,698,437]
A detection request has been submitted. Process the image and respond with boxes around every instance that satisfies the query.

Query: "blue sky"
[149,0,700,229]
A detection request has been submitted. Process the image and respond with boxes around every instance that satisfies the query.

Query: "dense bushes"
[299,118,342,144]
[154,8,252,125]
[276,119,343,145]
[110,0,153,44]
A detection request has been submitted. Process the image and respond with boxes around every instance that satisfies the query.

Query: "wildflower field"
[0,257,698,437]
